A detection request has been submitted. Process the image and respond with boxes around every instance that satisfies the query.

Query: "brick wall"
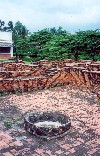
[0,60,100,100]
[0,54,12,59]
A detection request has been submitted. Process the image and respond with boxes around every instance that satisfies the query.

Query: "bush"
[32,57,42,61]
[78,54,90,60]
[23,56,33,62]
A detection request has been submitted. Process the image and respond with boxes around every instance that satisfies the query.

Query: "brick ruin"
[0,59,100,100]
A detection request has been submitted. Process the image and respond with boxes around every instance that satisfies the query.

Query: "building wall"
[10,46,13,57]
[0,31,13,59]
[0,32,12,41]
[0,54,12,59]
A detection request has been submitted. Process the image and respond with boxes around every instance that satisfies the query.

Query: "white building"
[0,31,13,59]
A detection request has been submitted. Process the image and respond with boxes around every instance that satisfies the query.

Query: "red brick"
[35,148,45,155]
[0,141,9,149]
[3,152,13,156]
[70,148,75,153]
[45,150,52,155]
[0,54,12,59]
[87,149,97,155]
[61,144,71,150]
[10,149,18,155]
[65,151,70,155]
[13,141,23,146]
[55,149,63,155]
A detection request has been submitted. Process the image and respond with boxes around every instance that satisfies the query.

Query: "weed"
[96,100,100,105]
[4,120,12,127]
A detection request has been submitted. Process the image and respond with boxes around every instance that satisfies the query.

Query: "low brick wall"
[0,59,100,100]
[0,68,52,79]
[0,54,12,59]
[1,62,52,71]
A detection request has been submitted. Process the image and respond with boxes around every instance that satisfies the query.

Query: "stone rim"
[24,111,71,140]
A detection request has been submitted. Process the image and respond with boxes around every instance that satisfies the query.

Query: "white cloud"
[0,0,100,32]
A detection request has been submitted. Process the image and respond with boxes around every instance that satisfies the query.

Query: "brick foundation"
[0,54,13,59]
[0,60,100,101]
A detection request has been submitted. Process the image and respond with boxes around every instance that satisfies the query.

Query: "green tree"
[39,34,70,60]
[28,29,53,58]
[13,21,28,42]
[13,21,29,57]
[76,30,100,61]
[0,20,5,31]
[3,21,13,31]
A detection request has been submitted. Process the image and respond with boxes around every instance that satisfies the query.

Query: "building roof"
[0,39,13,47]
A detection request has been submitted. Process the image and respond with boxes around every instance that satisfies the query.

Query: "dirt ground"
[0,84,100,156]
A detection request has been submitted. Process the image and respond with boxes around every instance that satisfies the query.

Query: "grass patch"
[4,120,13,127]
[0,59,15,63]
[24,61,31,64]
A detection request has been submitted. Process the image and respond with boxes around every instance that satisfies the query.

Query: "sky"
[0,0,100,33]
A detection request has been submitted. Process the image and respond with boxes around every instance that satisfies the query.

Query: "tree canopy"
[0,19,100,61]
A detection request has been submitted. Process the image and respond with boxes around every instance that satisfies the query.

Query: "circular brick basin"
[24,111,71,139]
